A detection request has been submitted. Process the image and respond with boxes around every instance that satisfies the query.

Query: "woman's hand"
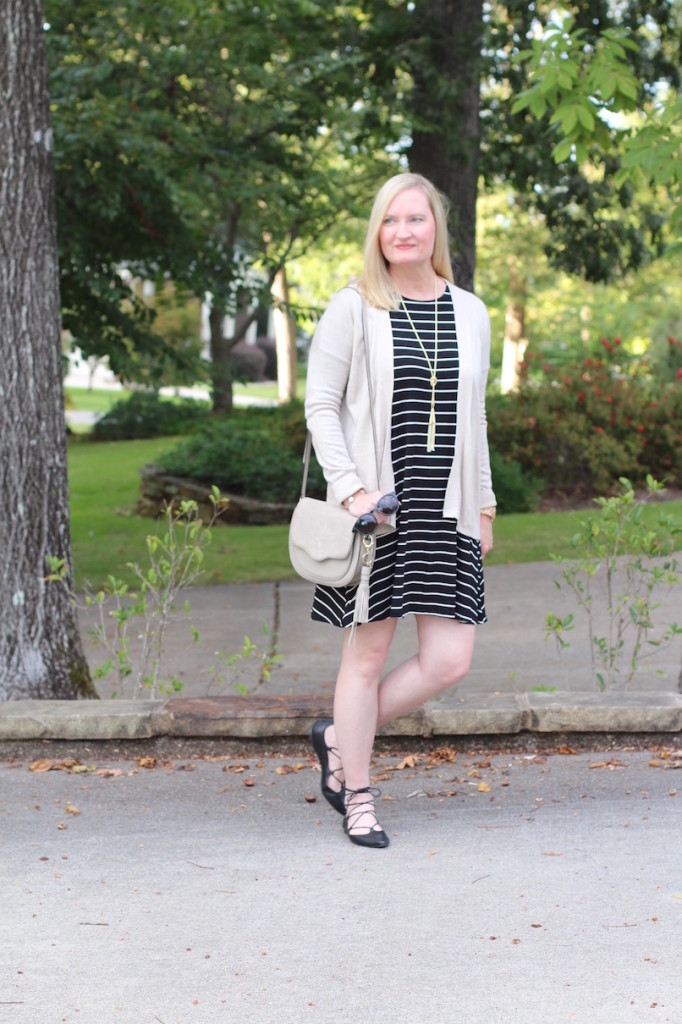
[347,489,383,517]
[480,514,494,559]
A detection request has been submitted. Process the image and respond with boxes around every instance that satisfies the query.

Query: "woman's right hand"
[347,489,385,519]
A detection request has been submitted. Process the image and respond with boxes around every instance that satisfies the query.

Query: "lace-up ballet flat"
[310,718,346,815]
[343,786,390,849]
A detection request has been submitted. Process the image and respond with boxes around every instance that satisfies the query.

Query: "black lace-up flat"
[310,718,346,815]
[343,786,390,849]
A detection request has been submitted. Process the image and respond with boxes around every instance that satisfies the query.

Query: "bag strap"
[301,296,380,498]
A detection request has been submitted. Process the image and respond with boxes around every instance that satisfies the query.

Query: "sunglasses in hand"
[352,492,400,536]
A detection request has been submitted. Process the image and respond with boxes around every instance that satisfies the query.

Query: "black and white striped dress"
[311,290,487,628]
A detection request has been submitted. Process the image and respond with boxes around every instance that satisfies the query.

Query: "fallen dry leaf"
[478,782,491,793]
[396,755,420,770]
[29,758,80,773]
[276,763,307,775]
[243,778,255,787]
[136,757,157,769]
[304,794,317,803]
[65,804,80,816]
[95,768,122,778]
[559,745,578,755]
[427,747,457,765]
[589,758,628,770]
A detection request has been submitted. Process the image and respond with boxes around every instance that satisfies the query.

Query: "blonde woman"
[306,173,496,848]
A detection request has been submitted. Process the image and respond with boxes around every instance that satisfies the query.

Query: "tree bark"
[408,0,483,293]
[272,267,297,403]
[0,1,95,699]
[208,305,234,415]
[500,263,528,393]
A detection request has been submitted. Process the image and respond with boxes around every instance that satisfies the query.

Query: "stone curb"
[1,692,680,742]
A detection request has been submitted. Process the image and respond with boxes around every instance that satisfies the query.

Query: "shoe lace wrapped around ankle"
[325,745,345,790]
[344,786,383,834]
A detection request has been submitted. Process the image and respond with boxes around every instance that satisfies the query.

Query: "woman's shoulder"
[446,282,489,316]
[320,283,363,318]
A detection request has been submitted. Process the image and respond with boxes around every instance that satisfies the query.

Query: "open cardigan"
[304,282,496,541]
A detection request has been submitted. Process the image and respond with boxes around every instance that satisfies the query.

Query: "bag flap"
[289,498,356,561]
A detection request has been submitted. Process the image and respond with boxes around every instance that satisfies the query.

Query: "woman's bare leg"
[331,617,397,789]
[324,617,473,785]
[376,616,475,726]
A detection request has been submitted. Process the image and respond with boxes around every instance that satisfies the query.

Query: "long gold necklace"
[401,276,439,452]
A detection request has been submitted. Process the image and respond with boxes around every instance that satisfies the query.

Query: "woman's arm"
[304,291,365,503]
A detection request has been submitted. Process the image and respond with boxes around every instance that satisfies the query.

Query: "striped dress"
[311,290,487,628]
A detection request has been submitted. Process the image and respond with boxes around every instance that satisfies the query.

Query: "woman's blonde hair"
[358,173,454,309]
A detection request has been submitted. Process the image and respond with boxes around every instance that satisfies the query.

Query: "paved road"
[2,744,680,1023]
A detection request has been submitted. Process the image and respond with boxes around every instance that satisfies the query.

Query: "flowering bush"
[487,340,682,499]
[656,336,682,384]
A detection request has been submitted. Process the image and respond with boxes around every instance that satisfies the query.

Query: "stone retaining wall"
[137,465,294,525]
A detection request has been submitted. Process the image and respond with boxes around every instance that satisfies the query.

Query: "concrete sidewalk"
[1,562,680,742]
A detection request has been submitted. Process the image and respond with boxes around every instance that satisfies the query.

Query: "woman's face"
[378,186,437,272]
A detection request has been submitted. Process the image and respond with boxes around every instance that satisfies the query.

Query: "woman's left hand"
[480,515,494,559]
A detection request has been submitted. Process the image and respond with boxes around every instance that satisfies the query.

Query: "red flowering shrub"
[487,343,682,499]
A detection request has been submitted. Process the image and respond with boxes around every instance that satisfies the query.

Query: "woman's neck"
[389,266,441,300]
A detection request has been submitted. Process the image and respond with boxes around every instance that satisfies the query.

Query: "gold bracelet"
[480,506,496,521]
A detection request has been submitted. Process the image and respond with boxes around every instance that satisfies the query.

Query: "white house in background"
[64,267,271,395]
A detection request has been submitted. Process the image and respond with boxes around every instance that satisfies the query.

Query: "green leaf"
[552,138,574,163]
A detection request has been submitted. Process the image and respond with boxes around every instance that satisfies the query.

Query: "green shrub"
[155,401,325,503]
[92,392,209,440]
[489,449,542,513]
[487,347,682,498]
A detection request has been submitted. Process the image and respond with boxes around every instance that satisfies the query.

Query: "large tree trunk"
[408,0,483,293]
[272,267,297,403]
[0,1,95,699]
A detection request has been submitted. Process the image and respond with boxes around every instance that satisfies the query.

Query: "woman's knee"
[340,621,394,683]
[417,620,475,689]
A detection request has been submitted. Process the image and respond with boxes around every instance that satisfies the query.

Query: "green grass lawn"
[68,435,682,590]
[65,375,301,419]
[68,436,296,588]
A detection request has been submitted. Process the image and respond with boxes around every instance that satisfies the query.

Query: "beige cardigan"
[304,283,496,540]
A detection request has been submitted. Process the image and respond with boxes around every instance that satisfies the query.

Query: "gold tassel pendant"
[427,392,436,452]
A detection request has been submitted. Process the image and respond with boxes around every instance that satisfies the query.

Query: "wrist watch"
[343,488,366,509]
[480,506,496,521]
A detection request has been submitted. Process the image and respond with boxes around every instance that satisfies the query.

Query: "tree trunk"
[500,263,528,393]
[208,305,234,415]
[408,0,483,293]
[272,267,297,403]
[0,1,95,699]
